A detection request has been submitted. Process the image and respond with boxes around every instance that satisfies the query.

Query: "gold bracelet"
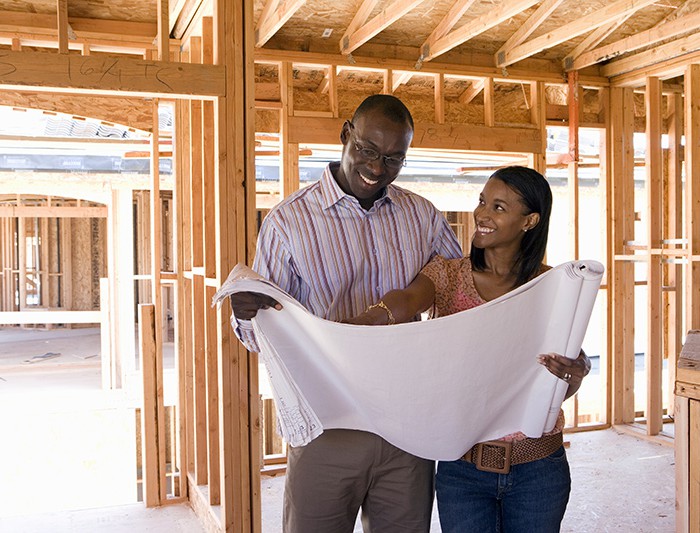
[366,300,395,325]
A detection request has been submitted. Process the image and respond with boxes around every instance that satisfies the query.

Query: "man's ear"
[340,121,352,145]
[525,212,540,231]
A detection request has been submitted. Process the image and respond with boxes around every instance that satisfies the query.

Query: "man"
[231,94,462,532]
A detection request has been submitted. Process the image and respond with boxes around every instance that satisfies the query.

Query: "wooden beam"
[157,0,170,61]
[255,0,306,47]
[340,0,426,56]
[484,77,494,128]
[392,71,412,92]
[56,0,69,54]
[340,0,378,54]
[417,0,478,67]
[255,48,610,86]
[288,115,544,153]
[603,30,700,80]
[563,12,633,70]
[458,78,484,104]
[0,50,225,98]
[0,206,107,218]
[419,0,539,64]
[171,0,204,39]
[497,0,658,68]
[495,0,564,67]
[646,76,663,435]
[570,9,700,72]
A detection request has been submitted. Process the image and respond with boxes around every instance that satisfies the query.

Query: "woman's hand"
[537,350,591,399]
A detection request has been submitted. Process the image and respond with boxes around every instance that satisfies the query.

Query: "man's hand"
[230,291,282,320]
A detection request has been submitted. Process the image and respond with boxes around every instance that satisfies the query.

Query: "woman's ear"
[525,212,540,232]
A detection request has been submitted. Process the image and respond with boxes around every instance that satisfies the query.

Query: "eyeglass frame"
[345,121,407,169]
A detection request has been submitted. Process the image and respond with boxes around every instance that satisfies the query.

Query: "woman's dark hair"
[470,166,552,287]
[352,94,414,131]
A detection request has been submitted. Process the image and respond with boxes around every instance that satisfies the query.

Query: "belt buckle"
[473,441,513,474]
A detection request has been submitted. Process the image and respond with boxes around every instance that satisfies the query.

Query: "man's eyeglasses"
[347,122,407,170]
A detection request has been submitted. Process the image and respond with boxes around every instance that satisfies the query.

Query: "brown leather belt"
[461,432,563,474]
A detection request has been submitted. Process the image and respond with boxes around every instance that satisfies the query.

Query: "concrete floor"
[0,327,676,532]
[261,428,676,533]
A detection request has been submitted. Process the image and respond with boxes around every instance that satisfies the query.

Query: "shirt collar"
[320,162,394,211]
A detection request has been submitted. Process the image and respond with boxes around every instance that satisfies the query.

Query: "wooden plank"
[570,9,700,72]
[202,17,217,280]
[418,0,478,68]
[256,0,307,47]
[340,0,425,56]
[562,13,632,71]
[60,218,72,310]
[139,303,161,507]
[149,101,168,503]
[288,116,544,153]
[568,71,580,260]
[646,77,663,435]
[191,274,208,485]
[691,400,700,533]
[495,0,564,66]
[666,93,684,414]
[329,65,338,118]
[158,0,170,62]
[498,0,658,68]
[687,65,700,331]
[56,0,69,54]
[255,48,610,87]
[603,31,700,80]
[280,61,299,198]
[458,78,484,105]
[419,0,539,64]
[17,216,26,309]
[529,81,547,174]
[0,50,225,98]
[40,217,49,307]
[205,285,220,505]
[675,395,690,533]
[600,86,612,426]
[0,91,154,132]
[484,77,494,128]
[434,73,444,125]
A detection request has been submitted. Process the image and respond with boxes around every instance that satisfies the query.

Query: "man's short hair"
[352,94,414,131]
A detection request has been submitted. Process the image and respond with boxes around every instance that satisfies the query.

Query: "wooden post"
[567,70,580,261]
[157,0,170,62]
[484,77,495,128]
[150,100,168,502]
[280,61,300,198]
[139,303,162,507]
[56,0,69,54]
[645,77,663,435]
[686,64,700,331]
[434,73,445,124]
[17,215,26,310]
[666,92,684,415]
[529,80,547,175]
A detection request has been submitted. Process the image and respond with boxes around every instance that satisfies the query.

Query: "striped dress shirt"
[236,162,463,352]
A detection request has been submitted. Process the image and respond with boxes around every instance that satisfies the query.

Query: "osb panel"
[255,109,279,132]
[8,0,156,23]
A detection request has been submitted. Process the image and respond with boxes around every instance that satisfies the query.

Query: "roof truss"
[255,0,308,48]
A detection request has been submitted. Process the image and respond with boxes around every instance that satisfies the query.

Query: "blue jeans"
[436,445,571,533]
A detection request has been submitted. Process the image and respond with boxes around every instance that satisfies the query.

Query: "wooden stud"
[434,73,444,125]
[139,303,161,507]
[686,65,700,331]
[483,77,494,128]
[157,0,170,62]
[567,71,580,260]
[675,395,690,533]
[645,77,663,435]
[280,61,300,198]
[666,93,684,415]
[529,81,547,174]
[56,0,69,54]
[691,399,700,532]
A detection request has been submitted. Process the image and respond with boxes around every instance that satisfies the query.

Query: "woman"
[348,166,590,532]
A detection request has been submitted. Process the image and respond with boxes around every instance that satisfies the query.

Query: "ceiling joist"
[255,0,307,48]
[497,0,659,68]
[340,0,426,57]
[417,0,479,68]
[495,0,565,66]
[418,0,539,65]
[567,7,700,71]
[562,11,634,70]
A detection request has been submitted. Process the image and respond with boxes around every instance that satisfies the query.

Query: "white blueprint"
[213,260,603,461]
